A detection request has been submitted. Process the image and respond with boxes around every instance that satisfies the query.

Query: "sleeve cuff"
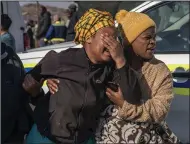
[118,100,150,122]
[116,64,128,74]
[29,88,45,105]
[118,100,130,118]
[113,64,128,81]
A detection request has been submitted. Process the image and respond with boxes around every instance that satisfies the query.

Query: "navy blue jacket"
[45,21,67,42]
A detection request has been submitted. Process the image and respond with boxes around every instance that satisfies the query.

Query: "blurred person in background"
[65,9,71,28]
[33,21,39,48]
[65,3,79,42]
[44,14,67,45]
[36,5,51,47]
[26,20,35,49]
[1,14,16,51]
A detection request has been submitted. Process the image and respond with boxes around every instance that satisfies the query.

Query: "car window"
[145,2,189,53]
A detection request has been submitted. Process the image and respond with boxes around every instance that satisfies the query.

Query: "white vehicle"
[8,1,190,142]
[18,1,189,95]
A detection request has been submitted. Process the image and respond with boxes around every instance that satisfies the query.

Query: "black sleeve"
[18,55,45,106]
[28,89,45,106]
[112,64,142,105]
[27,28,33,39]
[37,14,51,38]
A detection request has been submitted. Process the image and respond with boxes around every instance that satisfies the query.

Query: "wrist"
[118,100,124,108]
[115,57,126,69]
[30,88,43,97]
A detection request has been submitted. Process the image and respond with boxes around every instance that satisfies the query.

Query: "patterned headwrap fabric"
[74,8,115,45]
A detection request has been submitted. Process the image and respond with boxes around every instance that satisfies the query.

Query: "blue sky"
[19,1,74,9]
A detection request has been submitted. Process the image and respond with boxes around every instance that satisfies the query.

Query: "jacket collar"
[76,48,113,69]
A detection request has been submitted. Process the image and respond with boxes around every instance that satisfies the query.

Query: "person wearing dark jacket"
[24,9,139,144]
[36,6,51,47]
[65,3,79,42]
[1,42,44,143]
[26,20,35,48]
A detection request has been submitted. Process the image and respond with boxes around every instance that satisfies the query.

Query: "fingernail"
[57,80,60,83]
[55,89,58,92]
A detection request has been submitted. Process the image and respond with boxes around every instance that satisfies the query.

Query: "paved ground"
[166,95,189,143]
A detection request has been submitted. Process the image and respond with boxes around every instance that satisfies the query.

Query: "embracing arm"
[118,66,173,123]
[28,50,59,82]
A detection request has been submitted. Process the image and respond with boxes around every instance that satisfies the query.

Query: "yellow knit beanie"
[116,10,156,43]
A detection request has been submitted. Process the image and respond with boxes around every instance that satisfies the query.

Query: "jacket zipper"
[75,69,89,144]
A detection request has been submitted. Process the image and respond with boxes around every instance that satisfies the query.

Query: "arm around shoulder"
[118,63,174,123]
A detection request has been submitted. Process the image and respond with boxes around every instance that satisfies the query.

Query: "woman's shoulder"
[149,57,171,74]
[142,57,172,81]
[142,58,173,94]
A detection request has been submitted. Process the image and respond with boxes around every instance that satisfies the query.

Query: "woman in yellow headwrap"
[95,10,181,144]
[26,8,139,144]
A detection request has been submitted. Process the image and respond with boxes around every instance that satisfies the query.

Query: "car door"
[136,1,189,143]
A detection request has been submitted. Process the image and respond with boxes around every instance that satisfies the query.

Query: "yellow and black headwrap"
[74,8,115,45]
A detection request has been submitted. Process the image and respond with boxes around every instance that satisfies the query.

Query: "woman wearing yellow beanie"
[95,10,180,143]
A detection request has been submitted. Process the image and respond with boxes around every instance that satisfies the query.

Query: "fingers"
[47,79,59,88]
[106,87,122,98]
[106,88,117,97]
[27,74,39,85]
[101,33,117,43]
[48,79,59,84]
[47,79,59,94]
[101,34,115,49]
[106,88,119,106]
[48,84,58,94]
[102,39,110,49]
[118,87,123,95]
[47,83,58,94]
[23,74,35,90]
[104,36,116,44]
[105,90,114,101]
[106,86,124,107]
[51,79,60,84]
[22,80,27,90]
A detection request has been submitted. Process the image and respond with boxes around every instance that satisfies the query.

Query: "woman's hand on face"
[101,33,126,69]
[106,87,124,108]
[22,74,44,97]
[47,79,59,94]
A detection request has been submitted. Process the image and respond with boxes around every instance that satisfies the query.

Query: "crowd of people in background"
[25,3,78,49]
